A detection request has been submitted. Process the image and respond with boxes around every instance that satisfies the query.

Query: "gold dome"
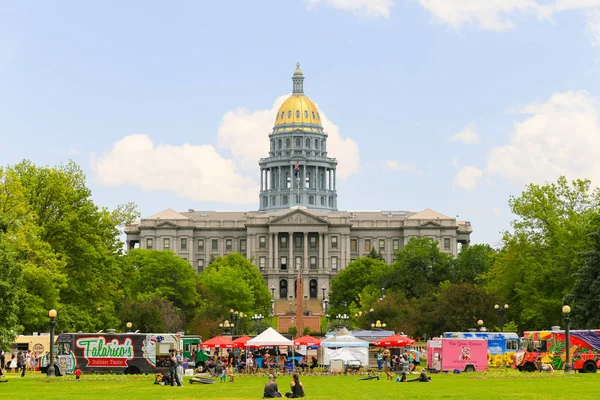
[274,94,322,128]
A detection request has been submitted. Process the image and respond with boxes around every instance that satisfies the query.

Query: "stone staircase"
[274,299,323,315]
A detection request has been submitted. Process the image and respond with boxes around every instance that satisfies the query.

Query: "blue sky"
[1,0,600,246]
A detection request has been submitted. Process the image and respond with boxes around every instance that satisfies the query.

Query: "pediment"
[268,209,328,226]
[156,220,180,228]
[419,221,442,228]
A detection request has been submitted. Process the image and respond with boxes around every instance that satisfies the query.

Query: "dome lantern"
[292,62,304,94]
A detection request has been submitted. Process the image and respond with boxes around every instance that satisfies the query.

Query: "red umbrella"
[373,334,415,347]
[293,335,321,347]
[201,336,237,349]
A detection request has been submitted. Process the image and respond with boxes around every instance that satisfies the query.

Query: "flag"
[294,161,299,177]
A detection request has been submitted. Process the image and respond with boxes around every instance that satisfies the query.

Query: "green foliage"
[453,244,496,284]
[287,326,298,337]
[367,247,384,260]
[303,326,311,336]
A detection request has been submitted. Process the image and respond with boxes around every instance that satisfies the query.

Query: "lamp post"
[321,285,326,300]
[369,308,374,327]
[323,298,329,316]
[47,309,57,378]
[126,322,132,332]
[477,319,484,332]
[371,320,387,330]
[563,305,572,373]
[494,304,509,332]
[271,298,275,316]
[219,320,235,335]
[336,313,350,328]
[271,285,276,298]
[252,313,264,335]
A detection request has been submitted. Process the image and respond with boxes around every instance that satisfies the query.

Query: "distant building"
[125,64,472,302]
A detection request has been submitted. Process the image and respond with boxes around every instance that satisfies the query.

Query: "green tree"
[367,247,384,261]
[387,237,454,299]
[453,244,496,284]
[328,257,387,314]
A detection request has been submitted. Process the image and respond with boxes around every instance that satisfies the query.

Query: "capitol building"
[125,64,472,303]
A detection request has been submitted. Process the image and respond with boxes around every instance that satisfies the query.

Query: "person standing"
[376,350,383,371]
[169,349,181,386]
[382,350,392,380]
[19,351,27,377]
[176,350,185,386]
[75,366,82,382]
[0,348,5,370]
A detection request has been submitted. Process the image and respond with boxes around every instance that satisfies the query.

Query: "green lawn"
[0,370,597,400]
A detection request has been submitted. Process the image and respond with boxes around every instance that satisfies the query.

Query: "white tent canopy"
[245,327,293,347]
[321,328,369,366]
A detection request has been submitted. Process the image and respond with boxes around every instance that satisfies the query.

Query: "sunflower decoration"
[487,352,493,365]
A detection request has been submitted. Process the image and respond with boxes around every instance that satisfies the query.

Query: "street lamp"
[47,309,57,378]
[563,305,572,373]
[477,319,484,332]
[321,285,326,300]
[252,313,264,334]
[126,322,132,332]
[323,298,329,316]
[336,313,350,328]
[494,304,509,332]
[271,298,275,316]
[369,308,374,327]
[271,285,276,298]
[219,320,235,335]
[371,320,387,330]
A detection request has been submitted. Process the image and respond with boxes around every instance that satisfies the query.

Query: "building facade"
[125,64,472,301]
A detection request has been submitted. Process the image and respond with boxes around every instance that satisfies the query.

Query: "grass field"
[0,370,598,400]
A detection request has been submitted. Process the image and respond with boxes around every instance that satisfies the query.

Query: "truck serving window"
[506,340,518,351]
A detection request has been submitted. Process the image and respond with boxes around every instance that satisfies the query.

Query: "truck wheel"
[583,361,597,374]
[522,363,536,372]
[464,365,475,373]
[124,366,141,375]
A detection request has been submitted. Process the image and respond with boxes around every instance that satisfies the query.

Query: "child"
[75,366,82,382]
[227,363,235,383]
[220,367,227,383]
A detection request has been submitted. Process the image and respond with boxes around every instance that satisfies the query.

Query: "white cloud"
[217,94,360,179]
[449,123,480,144]
[381,160,417,172]
[306,0,394,18]
[91,134,258,204]
[453,166,483,190]
[93,94,360,204]
[418,0,600,43]
[486,90,600,186]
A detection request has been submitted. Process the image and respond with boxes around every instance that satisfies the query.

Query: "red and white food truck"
[427,338,488,373]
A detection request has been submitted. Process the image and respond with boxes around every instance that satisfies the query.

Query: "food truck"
[515,329,600,373]
[427,338,488,373]
[444,331,519,367]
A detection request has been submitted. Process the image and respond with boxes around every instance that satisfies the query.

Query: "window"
[288,110,292,118]
[281,235,287,248]
[310,236,316,248]
[296,137,301,148]
[331,236,338,248]
[263,196,268,208]
[211,239,218,251]
[331,257,338,270]
[312,111,315,119]
[296,110,300,118]
[315,140,319,149]
[198,259,204,272]
[329,197,333,207]
[295,257,302,269]
[286,138,291,148]
[304,110,308,118]
[226,239,232,251]
[271,196,276,206]
[350,239,357,252]
[240,239,246,252]
[444,238,451,251]
[309,195,315,205]
[278,139,282,149]
[295,235,302,248]
[197,239,204,251]
[146,238,153,250]
[393,239,399,251]
[365,239,371,252]
[283,195,288,205]
[259,256,266,270]
[310,256,317,270]
[163,238,170,250]
[506,340,518,351]
[281,256,287,270]
[281,111,284,119]
[321,196,325,206]
[379,239,385,250]
[259,236,266,248]
[181,238,187,251]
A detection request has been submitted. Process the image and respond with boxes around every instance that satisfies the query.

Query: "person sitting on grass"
[285,373,305,398]
[263,374,283,398]
[407,369,432,382]
[536,356,555,373]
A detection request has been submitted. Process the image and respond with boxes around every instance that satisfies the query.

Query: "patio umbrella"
[232,336,253,347]
[373,334,415,347]
[201,336,237,349]
[293,335,321,347]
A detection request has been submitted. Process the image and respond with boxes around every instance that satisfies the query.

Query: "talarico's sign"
[75,336,134,367]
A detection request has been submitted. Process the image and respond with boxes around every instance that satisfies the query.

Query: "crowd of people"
[202,349,319,377]
[0,349,42,378]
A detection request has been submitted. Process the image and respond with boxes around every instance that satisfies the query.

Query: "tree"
[386,237,454,299]
[567,216,600,328]
[453,244,496,284]
[367,247,384,261]
[199,253,272,317]
[328,257,387,314]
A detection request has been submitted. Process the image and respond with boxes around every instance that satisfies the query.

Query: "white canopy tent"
[321,328,369,366]
[245,327,293,347]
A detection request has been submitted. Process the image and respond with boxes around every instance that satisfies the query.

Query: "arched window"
[283,195,288,205]
[296,137,301,148]
[321,196,326,206]
[296,110,300,118]
[279,279,288,299]
[312,111,315,119]
[263,196,268,208]
[309,195,315,205]
[304,110,308,118]
[278,139,282,150]
[281,111,285,119]
[306,138,310,149]
[286,172,291,188]
[286,138,291,149]
[305,172,311,188]
[329,197,333,207]
[315,140,320,150]
[288,110,292,118]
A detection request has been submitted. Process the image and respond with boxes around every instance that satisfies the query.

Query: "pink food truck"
[427,338,488,373]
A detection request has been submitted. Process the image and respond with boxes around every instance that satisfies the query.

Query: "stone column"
[340,234,346,268]
[260,169,264,191]
[274,232,279,270]
[346,234,351,266]
[323,233,329,270]
[318,232,324,270]
[303,232,308,272]
[268,233,274,270]
[289,232,294,270]
[333,169,336,190]
[219,236,224,257]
